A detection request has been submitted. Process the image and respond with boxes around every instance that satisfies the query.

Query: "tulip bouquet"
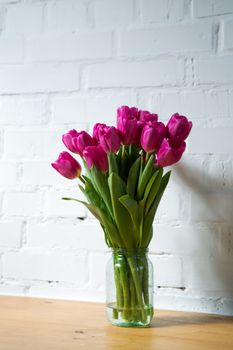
[52,106,192,326]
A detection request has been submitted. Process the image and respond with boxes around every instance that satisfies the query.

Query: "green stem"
[127,256,147,322]
[142,255,149,305]
[145,152,150,162]
[79,176,86,184]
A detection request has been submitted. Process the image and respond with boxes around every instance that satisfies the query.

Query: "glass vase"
[106,248,154,327]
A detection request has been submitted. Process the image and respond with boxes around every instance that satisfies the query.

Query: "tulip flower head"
[83,145,108,172]
[156,139,186,167]
[167,113,192,148]
[117,106,139,145]
[62,129,79,153]
[139,110,158,124]
[141,122,166,153]
[62,130,96,156]
[51,151,81,179]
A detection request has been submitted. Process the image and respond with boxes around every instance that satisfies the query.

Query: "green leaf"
[108,173,134,247]
[142,170,171,245]
[62,197,102,222]
[119,194,141,242]
[62,197,120,247]
[140,169,159,208]
[108,152,118,175]
[79,180,108,215]
[126,156,141,198]
[145,167,163,214]
[137,154,155,200]
[91,166,113,218]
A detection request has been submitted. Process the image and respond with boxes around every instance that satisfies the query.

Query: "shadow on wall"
[174,155,233,307]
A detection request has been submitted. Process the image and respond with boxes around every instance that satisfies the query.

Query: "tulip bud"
[117,106,139,121]
[62,130,96,156]
[156,139,186,167]
[62,129,79,153]
[139,110,158,124]
[99,126,121,153]
[93,123,107,142]
[167,113,192,146]
[72,131,96,156]
[140,122,166,153]
[51,152,81,179]
[83,145,108,172]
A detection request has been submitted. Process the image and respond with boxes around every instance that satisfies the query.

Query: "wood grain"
[0,296,232,350]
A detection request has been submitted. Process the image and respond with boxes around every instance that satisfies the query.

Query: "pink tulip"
[139,110,158,124]
[117,106,139,145]
[62,130,96,156]
[62,129,79,153]
[167,113,192,146]
[99,126,121,153]
[141,122,166,153]
[51,152,81,179]
[133,121,144,148]
[72,131,96,156]
[117,106,139,121]
[156,139,186,167]
[83,145,108,172]
[93,123,107,142]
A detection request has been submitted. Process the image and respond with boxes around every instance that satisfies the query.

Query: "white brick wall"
[0,0,233,316]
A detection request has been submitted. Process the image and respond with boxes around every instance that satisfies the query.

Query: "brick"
[156,187,187,222]
[0,284,26,296]
[150,224,217,256]
[3,251,88,285]
[223,20,233,49]
[141,0,183,23]
[0,162,17,186]
[86,60,183,88]
[0,96,48,125]
[27,221,106,251]
[204,90,229,117]
[5,2,44,34]
[52,93,136,125]
[85,93,136,123]
[0,35,24,63]
[23,161,67,186]
[188,127,233,154]
[119,24,212,57]
[45,189,86,218]
[229,91,233,116]
[177,154,231,192]
[0,221,21,248]
[193,0,233,17]
[0,191,3,214]
[138,90,229,122]
[28,285,105,302]
[0,63,80,94]
[51,95,86,124]
[221,299,233,315]
[47,0,87,32]
[89,252,110,290]
[4,127,68,160]
[28,32,112,61]
[184,256,233,291]
[197,56,233,84]
[3,192,42,217]
[94,0,133,27]
[150,256,184,288]
[190,192,233,222]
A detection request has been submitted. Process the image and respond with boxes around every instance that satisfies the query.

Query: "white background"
[0,0,233,315]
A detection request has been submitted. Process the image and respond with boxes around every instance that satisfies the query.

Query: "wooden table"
[0,296,232,350]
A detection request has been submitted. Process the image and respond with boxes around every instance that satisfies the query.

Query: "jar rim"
[111,247,149,254]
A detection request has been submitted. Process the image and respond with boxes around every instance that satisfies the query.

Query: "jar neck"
[111,248,148,257]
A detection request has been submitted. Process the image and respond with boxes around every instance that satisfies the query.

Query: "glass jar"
[106,248,154,327]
